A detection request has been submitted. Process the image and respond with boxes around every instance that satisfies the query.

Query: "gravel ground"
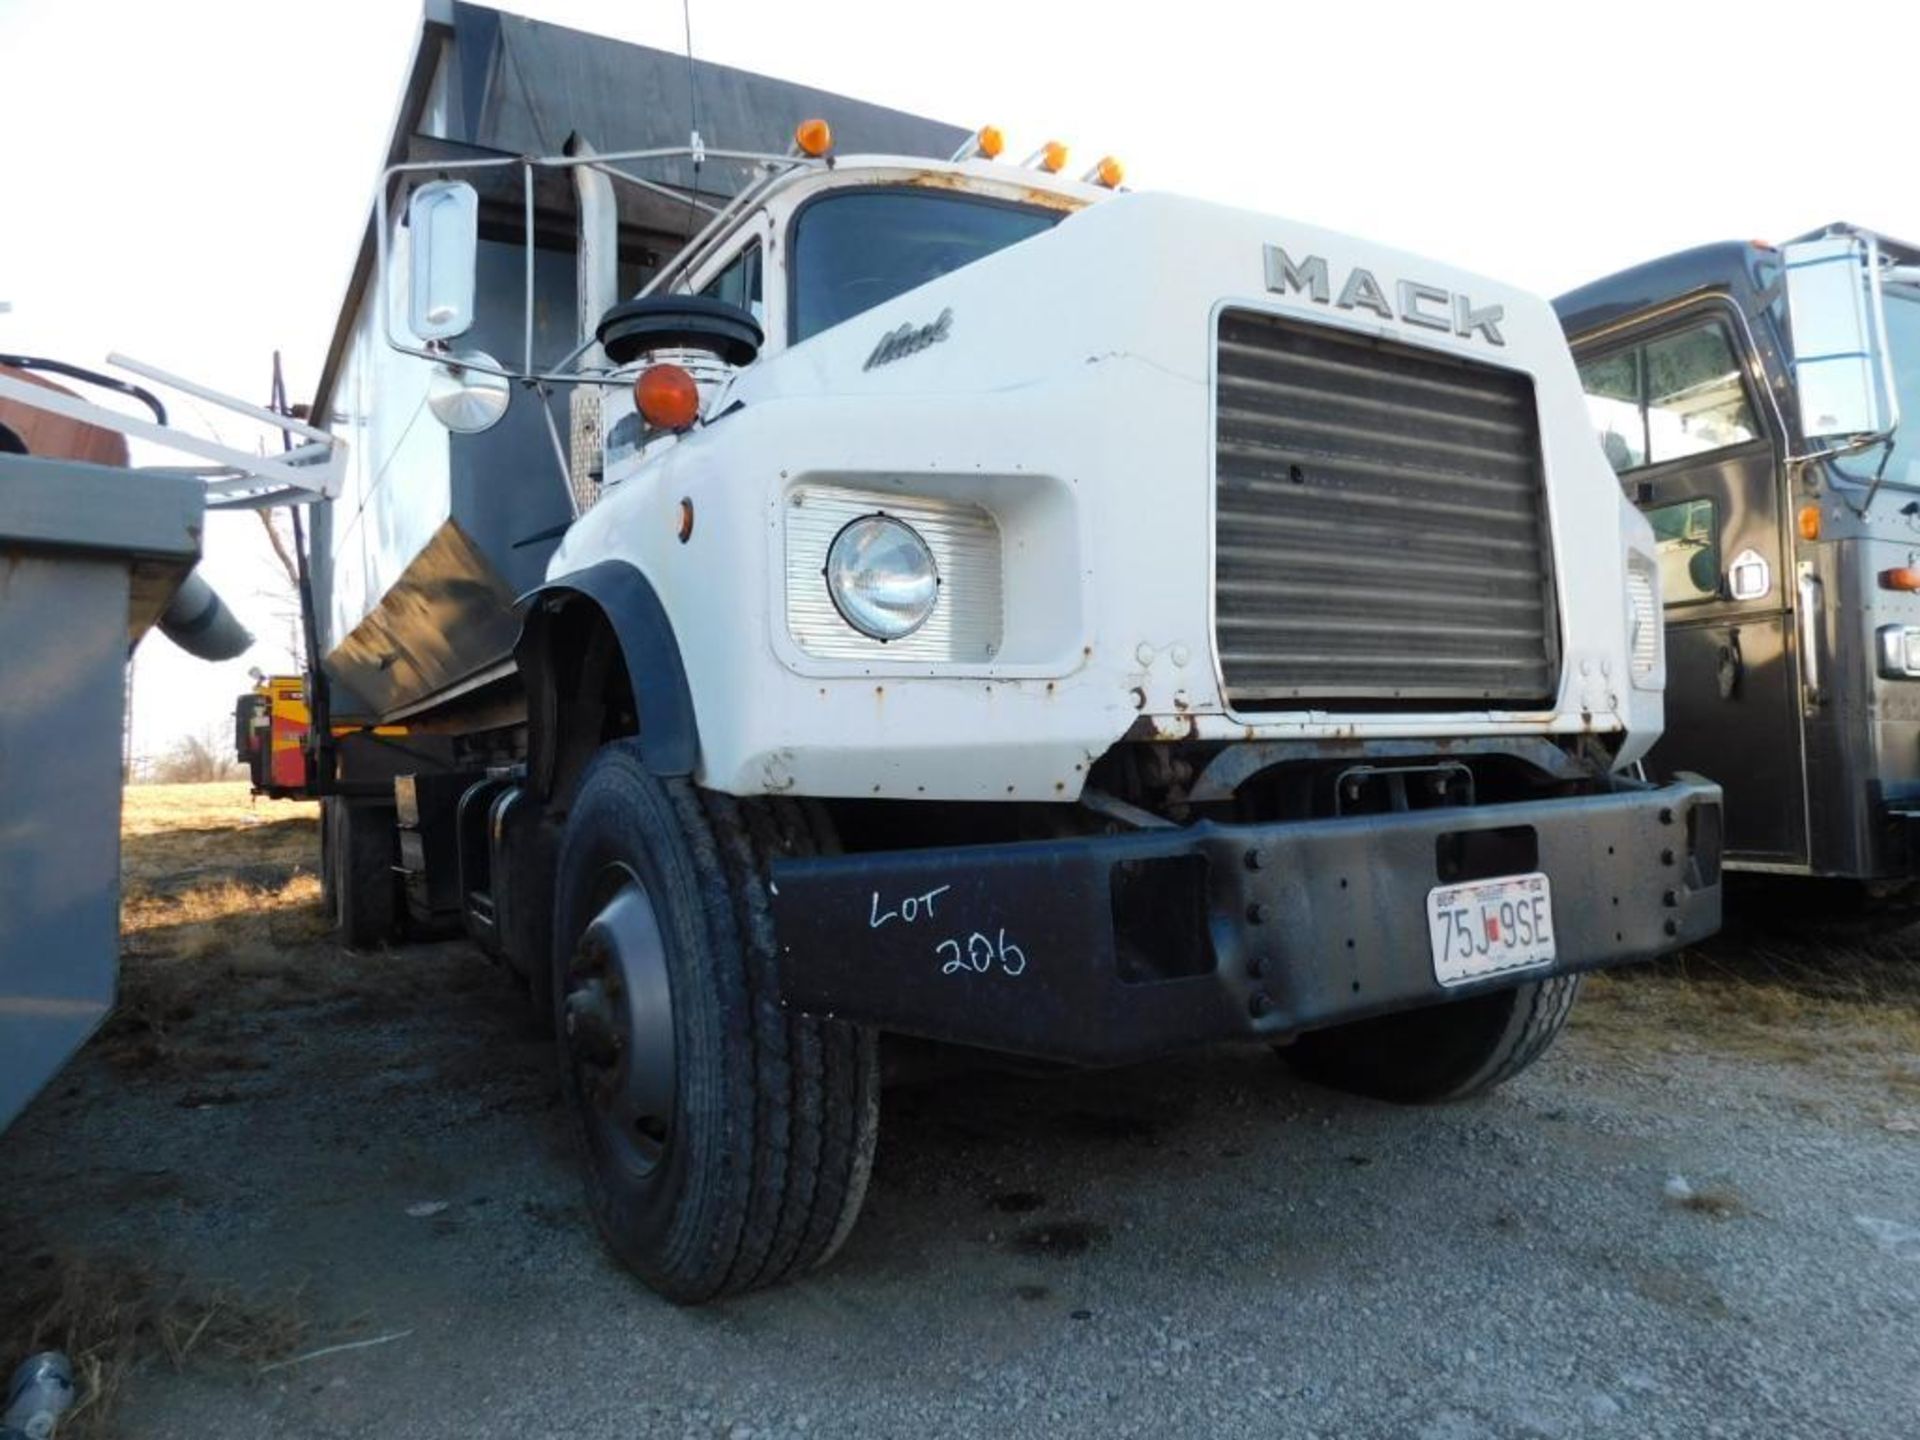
[4,844,1919,1438]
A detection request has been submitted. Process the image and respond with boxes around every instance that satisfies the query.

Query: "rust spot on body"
[905,171,1087,213]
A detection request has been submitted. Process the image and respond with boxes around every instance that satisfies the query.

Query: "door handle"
[1797,561,1825,706]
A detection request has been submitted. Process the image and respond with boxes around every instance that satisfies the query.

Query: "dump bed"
[309,0,966,718]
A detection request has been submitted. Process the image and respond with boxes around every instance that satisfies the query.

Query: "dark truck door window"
[1577,311,1803,865]
[789,187,1061,344]
[1577,320,1759,474]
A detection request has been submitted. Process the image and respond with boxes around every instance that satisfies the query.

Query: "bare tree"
[149,725,245,784]
[256,509,300,591]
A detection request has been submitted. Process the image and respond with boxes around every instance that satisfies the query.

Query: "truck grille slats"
[1213,310,1558,706]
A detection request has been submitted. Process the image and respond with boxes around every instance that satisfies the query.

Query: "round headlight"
[825,515,939,641]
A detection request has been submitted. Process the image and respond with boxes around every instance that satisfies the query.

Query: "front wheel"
[551,742,879,1303]
[1279,975,1581,1103]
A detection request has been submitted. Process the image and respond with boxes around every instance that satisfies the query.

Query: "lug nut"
[1244,848,1265,872]
[1247,902,1269,925]
[1659,807,1674,825]
[1662,890,1678,908]
[1663,918,1679,937]
[1248,991,1272,1019]
[1660,849,1675,866]
[1247,955,1267,980]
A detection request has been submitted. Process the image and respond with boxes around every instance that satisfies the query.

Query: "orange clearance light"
[1085,155,1124,188]
[978,125,1005,159]
[635,364,700,430]
[1881,567,1920,592]
[794,117,833,157]
[1797,504,1822,542]
[1040,140,1069,173]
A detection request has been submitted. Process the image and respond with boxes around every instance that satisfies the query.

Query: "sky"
[4,0,1918,764]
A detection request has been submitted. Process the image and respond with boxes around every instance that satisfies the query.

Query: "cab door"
[1576,305,1806,866]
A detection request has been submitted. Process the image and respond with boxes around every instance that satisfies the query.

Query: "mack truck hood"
[558,190,1661,800]
[738,189,1589,420]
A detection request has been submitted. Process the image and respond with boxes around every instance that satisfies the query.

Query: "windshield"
[789,187,1062,344]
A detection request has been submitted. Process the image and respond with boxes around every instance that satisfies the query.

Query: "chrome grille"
[1213,309,1557,707]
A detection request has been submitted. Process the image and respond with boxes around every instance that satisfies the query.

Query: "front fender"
[517,559,698,790]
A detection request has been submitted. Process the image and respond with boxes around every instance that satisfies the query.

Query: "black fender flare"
[516,560,698,794]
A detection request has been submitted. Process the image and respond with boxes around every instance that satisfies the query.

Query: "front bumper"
[769,776,1722,1065]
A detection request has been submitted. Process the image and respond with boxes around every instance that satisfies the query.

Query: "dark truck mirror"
[1783,233,1899,441]
[405,179,480,342]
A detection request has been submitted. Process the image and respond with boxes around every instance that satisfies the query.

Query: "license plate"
[1426,872,1556,987]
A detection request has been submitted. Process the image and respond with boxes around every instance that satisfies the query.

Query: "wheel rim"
[564,865,676,1177]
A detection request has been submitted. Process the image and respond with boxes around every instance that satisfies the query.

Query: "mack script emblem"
[1263,245,1505,346]
[864,307,953,370]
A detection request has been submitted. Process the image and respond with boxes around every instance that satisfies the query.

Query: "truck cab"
[1557,225,1920,887]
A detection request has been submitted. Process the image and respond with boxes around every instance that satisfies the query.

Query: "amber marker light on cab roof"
[978,125,1005,159]
[794,117,833,157]
[636,363,700,431]
[947,126,1005,163]
[1798,504,1822,542]
[1082,155,1124,188]
[1024,141,1069,173]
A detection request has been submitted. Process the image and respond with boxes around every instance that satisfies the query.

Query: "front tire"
[1280,975,1581,1103]
[551,742,879,1303]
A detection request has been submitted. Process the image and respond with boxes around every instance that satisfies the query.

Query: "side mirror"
[1783,232,1899,441]
[405,180,479,342]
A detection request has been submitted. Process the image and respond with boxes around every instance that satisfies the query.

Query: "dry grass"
[1576,928,1920,1114]
[0,1241,306,1438]
[0,785,462,1432]
[107,783,488,1076]
[120,781,310,836]
[121,782,317,895]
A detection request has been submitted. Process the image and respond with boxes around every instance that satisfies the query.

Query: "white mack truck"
[263,4,1722,1302]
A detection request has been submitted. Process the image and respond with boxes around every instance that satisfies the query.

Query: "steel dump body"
[310,0,967,719]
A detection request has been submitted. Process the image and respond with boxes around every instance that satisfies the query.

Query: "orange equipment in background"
[234,675,404,798]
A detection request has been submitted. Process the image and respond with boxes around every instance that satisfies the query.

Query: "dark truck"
[1558,225,1920,895]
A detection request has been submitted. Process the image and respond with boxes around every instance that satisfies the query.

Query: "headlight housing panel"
[1626,550,1664,690]
[785,483,1003,662]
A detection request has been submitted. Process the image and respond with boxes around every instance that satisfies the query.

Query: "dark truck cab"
[1556,225,1920,887]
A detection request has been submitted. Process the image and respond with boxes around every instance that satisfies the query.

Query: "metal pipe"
[158,570,253,661]
[523,162,535,376]
[0,353,167,425]
[535,383,581,519]
[585,159,724,216]
[569,137,620,363]
[0,372,336,496]
[107,354,334,445]
[373,146,813,382]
